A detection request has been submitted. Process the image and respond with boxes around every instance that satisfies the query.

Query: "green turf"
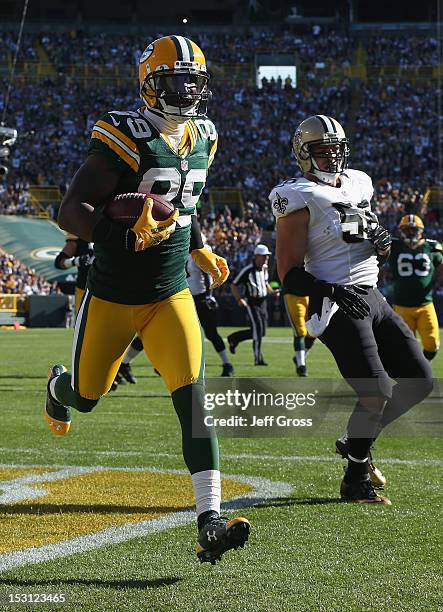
[0,328,442,612]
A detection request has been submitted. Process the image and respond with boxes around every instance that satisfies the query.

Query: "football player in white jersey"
[270,115,433,505]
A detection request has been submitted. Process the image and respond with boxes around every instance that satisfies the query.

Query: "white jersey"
[186,245,212,296]
[269,169,380,286]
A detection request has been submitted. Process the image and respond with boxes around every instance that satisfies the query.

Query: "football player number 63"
[139,167,206,212]
[397,252,431,277]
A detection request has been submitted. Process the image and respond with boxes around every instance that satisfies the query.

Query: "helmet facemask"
[142,65,211,118]
[400,225,423,247]
[305,139,349,186]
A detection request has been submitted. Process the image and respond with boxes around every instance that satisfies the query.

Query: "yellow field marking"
[0,469,251,554]
[0,467,55,481]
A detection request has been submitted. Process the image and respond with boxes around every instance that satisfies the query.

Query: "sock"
[122,344,142,365]
[295,350,306,367]
[347,453,369,479]
[52,372,98,413]
[171,383,220,474]
[293,336,306,366]
[52,372,78,407]
[218,349,230,365]
[192,469,221,520]
[293,335,305,352]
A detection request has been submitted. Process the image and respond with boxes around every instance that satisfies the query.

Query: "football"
[105,192,174,227]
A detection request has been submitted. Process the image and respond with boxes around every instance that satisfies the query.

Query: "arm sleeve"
[189,215,204,252]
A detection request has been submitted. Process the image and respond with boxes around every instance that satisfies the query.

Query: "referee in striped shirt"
[227,244,279,365]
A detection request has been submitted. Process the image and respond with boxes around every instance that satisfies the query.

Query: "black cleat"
[227,336,237,355]
[195,515,251,564]
[335,435,386,488]
[118,362,137,384]
[340,472,391,505]
[221,363,234,377]
[45,364,71,436]
[254,359,268,366]
[114,371,125,385]
[109,379,118,392]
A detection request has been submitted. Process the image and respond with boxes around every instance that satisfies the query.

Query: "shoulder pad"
[269,178,312,219]
[343,169,374,197]
[91,111,141,172]
[427,239,442,252]
[193,117,218,142]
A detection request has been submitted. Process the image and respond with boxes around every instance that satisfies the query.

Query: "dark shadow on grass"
[104,394,169,400]
[0,375,47,380]
[0,577,182,589]
[254,496,343,508]
[0,504,192,515]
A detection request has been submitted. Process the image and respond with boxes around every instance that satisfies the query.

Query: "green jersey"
[86,108,218,304]
[388,238,443,307]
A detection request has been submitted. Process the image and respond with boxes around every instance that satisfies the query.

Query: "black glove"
[74,254,94,267]
[369,225,391,253]
[205,295,218,310]
[330,284,370,320]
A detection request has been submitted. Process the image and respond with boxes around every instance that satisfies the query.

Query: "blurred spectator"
[0,249,54,295]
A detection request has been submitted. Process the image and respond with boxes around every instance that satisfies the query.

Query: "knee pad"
[75,394,99,413]
[131,336,144,352]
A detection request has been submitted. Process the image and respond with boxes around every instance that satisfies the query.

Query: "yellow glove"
[131,198,179,252]
[191,247,229,289]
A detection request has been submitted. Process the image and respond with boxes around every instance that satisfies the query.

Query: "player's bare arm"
[276,208,309,281]
[57,154,122,240]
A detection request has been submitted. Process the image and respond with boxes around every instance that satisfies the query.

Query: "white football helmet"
[293,115,350,185]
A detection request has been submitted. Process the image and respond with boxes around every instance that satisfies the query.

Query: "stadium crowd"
[365,35,440,67]
[0,182,34,215]
[0,29,440,290]
[0,249,58,295]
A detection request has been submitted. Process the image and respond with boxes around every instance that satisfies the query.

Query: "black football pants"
[316,288,433,439]
[193,293,225,353]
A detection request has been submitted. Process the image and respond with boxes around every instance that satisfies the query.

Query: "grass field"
[0,327,442,612]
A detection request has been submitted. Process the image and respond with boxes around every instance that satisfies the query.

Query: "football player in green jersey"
[44,35,250,563]
[388,215,443,361]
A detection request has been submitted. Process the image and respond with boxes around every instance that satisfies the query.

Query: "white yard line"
[0,450,441,466]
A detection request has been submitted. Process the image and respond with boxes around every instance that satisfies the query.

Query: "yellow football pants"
[284,294,309,337]
[394,303,440,353]
[75,288,85,313]
[72,288,203,399]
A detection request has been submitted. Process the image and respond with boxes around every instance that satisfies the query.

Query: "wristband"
[283,266,333,299]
